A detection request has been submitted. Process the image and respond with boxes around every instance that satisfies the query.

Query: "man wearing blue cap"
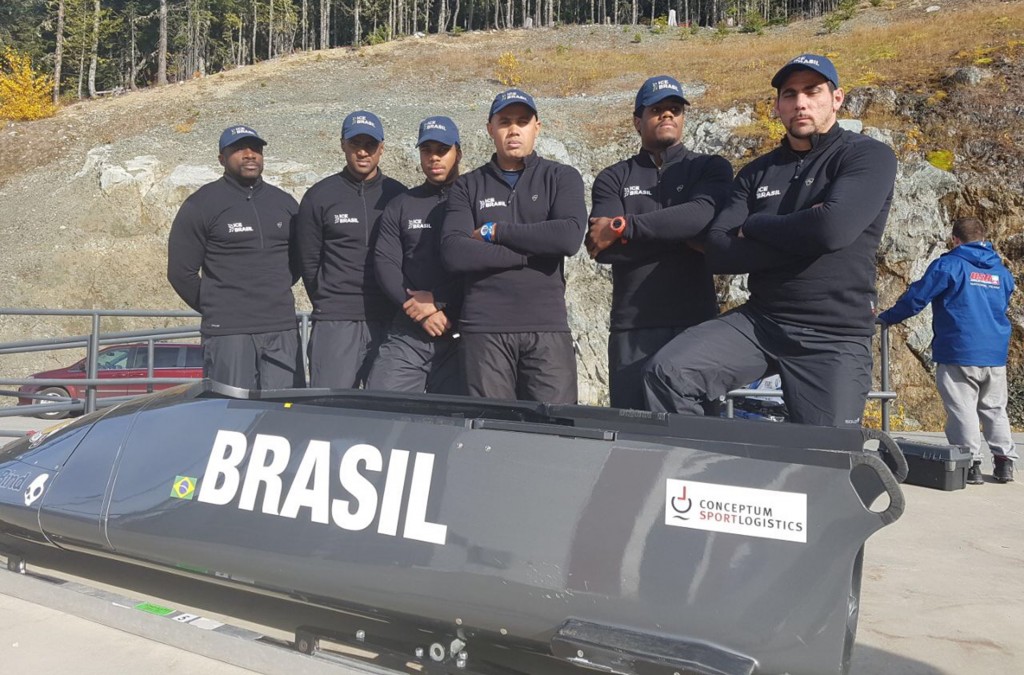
[366,116,464,394]
[295,110,406,388]
[167,125,305,390]
[441,89,587,404]
[587,75,733,410]
[643,54,898,427]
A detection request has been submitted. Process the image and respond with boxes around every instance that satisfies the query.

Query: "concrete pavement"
[1,415,1021,674]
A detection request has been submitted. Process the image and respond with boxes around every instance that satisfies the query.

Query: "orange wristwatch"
[610,216,627,243]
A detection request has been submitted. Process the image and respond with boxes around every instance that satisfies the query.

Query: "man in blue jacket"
[879,217,1018,484]
[642,54,898,427]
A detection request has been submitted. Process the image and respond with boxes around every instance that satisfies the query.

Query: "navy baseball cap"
[218,125,267,151]
[417,116,460,147]
[634,75,689,115]
[488,89,537,120]
[771,54,840,90]
[342,111,385,142]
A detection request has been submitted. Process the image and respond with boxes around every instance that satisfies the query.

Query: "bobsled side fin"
[550,619,757,675]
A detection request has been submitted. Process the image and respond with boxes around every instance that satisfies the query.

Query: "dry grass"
[499,2,1024,107]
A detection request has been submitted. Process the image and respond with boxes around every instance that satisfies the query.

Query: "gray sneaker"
[967,461,985,485]
[994,458,1014,484]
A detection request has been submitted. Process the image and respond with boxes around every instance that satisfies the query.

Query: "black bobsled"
[0,380,905,675]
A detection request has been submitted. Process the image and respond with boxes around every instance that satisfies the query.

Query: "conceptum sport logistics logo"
[665,479,807,543]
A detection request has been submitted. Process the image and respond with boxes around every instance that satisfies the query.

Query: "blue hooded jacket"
[879,241,1014,366]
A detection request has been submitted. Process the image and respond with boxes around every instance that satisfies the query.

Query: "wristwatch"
[480,222,496,242]
[610,216,627,243]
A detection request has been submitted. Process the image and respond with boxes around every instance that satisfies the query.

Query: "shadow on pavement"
[852,644,948,675]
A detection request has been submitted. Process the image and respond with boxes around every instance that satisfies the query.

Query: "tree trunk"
[320,0,330,48]
[88,0,100,97]
[354,0,361,45]
[53,0,66,103]
[157,0,168,85]
[252,0,258,63]
[268,0,274,59]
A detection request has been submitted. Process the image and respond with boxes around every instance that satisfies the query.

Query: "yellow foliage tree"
[0,49,58,122]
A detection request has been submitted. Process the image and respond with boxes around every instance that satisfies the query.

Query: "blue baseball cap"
[771,54,840,90]
[417,116,460,147]
[634,75,689,115]
[488,89,537,120]
[342,111,385,142]
[218,125,267,152]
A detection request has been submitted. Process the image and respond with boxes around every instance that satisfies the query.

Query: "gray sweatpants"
[308,319,388,389]
[936,364,1019,463]
[608,326,687,410]
[642,307,872,428]
[365,315,463,395]
[202,329,305,391]
[460,331,578,404]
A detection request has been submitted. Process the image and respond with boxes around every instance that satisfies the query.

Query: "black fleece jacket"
[591,143,733,331]
[295,168,406,322]
[373,181,462,324]
[167,174,299,336]
[441,152,587,333]
[706,124,898,336]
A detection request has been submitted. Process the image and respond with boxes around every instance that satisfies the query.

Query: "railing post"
[86,313,100,414]
[725,397,734,419]
[146,338,155,393]
[880,325,891,433]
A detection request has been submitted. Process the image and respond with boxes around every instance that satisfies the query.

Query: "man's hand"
[685,239,705,253]
[586,216,621,258]
[420,311,451,338]
[403,289,436,322]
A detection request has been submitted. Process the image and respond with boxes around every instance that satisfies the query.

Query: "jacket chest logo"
[756,185,782,200]
[334,213,359,224]
[623,185,653,198]
[478,197,507,210]
[227,222,254,233]
[407,219,431,230]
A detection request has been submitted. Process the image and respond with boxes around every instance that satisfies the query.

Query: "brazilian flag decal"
[171,475,196,500]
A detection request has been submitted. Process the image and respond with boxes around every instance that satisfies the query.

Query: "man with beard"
[441,89,587,404]
[366,116,464,394]
[296,110,406,388]
[586,75,733,410]
[643,54,898,428]
[167,124,304,390]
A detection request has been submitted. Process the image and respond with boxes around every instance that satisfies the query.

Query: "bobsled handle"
[861,427,909,483]
[849,452,905,526]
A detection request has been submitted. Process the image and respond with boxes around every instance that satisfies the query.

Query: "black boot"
[967,461,984,485]
[994,458,1015,483]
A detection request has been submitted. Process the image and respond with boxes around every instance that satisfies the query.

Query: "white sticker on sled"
[666,479,807,543]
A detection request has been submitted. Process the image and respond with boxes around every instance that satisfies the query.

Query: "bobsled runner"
[0,380,905,675]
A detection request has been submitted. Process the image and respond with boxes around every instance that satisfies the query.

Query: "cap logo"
[424,121,447,131]
[503,92,528,102]
[231,126,252,136]
[651,80,680,93]
[352,115,376,127]
[792,56,820,66]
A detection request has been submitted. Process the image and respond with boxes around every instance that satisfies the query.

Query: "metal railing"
[2,307,894,432]
[723,324,896,431]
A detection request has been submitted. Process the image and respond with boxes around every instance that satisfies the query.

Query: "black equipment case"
[894,437,972,491]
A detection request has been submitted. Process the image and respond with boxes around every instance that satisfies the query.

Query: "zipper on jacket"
[248,185,265,249]
[359,180,369,245]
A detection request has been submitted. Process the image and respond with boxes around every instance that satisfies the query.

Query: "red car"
[17,342,204,419]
